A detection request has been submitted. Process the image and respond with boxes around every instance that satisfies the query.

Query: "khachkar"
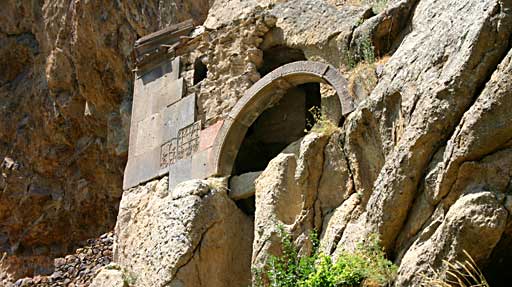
[124,20,356,191]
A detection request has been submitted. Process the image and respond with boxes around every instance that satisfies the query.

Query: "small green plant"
[258,226,319,287]
[254,229,397,287]
[306,107,340,136]
[343,35,376,70]
[343,48,357,70]
[421,250,489,287]
[303,234,397,287]
[104,263,122,271]
[359,36,376,64]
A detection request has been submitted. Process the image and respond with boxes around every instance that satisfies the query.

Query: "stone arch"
[212,61,355,176]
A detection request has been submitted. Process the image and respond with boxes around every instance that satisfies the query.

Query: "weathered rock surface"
[89,267,126,287]
[114,177,253,287]
[252,132,330,269]
[4,0,512,285]
[232,0,512,285]
[396,192,508,286]
[339,0,512,251]
[205,0,376,69]
[0,0,210,282]
[327,0,512,284]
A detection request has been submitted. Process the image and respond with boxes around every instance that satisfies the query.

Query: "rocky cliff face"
[2,0,512,286]
[0,0,209,282]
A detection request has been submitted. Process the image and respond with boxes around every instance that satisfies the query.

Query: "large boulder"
[396,192,508,286]
[0,0,210,281]
[114,177,253,287]
[252,132,329,269]
[339,0,512,252]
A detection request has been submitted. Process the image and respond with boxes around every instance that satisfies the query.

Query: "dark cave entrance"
[235,44,310,175]
[232,83,321,215]
[230,46,320,216]
[482,227,512,287]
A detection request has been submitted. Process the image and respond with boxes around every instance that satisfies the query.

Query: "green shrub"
[254,229,397,287]
[257,227,318,287]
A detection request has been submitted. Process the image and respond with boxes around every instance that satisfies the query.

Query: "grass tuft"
[421,250,489,287]
[306,107,340,136]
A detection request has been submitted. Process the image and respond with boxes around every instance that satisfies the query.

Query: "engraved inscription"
[177,121,201,159]
[160,121,201,169]
[160,138,178,168]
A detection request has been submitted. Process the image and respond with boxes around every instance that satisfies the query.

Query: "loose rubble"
[11,232,114,287]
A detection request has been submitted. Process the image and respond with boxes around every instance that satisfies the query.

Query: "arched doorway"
[212,61,355,177]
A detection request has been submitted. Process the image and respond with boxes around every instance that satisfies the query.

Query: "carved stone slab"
[167,120,223,191]
[131,57,182,123]
[177,121,201,159]
[160,138,178,168]
[124,56,197,190]
[162,94,196,142]
[160,120,201,170]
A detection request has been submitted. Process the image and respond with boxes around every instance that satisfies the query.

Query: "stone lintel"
[229,171,263,200]
[134,20,194,69]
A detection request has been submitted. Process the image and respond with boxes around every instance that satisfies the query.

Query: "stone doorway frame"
[211,61,356,176]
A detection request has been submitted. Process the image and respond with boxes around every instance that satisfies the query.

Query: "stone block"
[198,120,224,151]
[135,113,163,157]
[123,146,161,189]
[229,171,263,200]
[140,57,181,84]
[162,94,196,142]
[150,77,185,114]
[131,78,150,123]
[177,121,201,159]
[131,57,181,123]
[127,110,140,160]
[169,157,192,191]
[191,147,216,180]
